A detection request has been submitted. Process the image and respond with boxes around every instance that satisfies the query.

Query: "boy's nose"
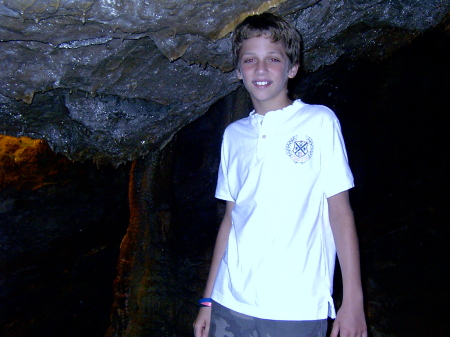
[255,62,267,75]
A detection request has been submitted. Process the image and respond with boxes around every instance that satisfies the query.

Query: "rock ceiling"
[0,0,449,165]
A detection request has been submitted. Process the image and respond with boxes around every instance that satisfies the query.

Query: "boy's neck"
[253,97,293,116]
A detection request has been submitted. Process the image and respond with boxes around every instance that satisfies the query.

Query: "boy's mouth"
[253,81,271,86]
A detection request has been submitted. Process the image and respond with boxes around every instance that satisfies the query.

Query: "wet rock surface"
[1,0,449,165]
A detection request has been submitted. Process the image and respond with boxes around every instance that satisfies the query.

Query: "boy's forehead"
[240,35,285,53]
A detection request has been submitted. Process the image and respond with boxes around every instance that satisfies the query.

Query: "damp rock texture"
[1,0,449,165]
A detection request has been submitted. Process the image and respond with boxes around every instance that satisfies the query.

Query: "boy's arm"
[328,191,367,337]
[193,200,234,337]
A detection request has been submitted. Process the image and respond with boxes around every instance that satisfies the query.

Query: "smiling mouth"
[253,81,271,86]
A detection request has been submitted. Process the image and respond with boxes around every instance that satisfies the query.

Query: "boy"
[194,12,367,337]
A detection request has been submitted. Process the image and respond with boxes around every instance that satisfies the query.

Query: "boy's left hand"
[330,300,367,337]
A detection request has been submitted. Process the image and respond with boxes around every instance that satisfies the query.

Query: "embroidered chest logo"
[285,135,314,164]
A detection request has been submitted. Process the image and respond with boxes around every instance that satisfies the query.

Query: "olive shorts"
[209,300,327,337]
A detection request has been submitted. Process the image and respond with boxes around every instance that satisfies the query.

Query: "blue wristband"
[198,298,212,307]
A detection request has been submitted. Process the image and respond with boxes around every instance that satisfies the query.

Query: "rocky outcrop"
[1,0,448,165]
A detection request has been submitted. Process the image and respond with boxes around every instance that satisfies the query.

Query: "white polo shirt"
[211,100,354,320]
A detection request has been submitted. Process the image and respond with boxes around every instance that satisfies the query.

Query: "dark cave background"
[1,25,449,337]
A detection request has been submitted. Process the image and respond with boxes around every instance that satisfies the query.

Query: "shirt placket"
[256,114,269,159]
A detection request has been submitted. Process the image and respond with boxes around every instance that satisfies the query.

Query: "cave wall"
[0,142,131,336]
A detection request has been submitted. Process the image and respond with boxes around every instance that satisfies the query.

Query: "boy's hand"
[330,300,367,337]
[193,307,211,337]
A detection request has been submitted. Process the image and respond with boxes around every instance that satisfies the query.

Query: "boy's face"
[236,34,298,114]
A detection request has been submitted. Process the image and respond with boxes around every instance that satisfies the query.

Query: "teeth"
[254,81,269,86]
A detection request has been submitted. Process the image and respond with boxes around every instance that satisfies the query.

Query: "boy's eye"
[243,58,254,63]
[270,58,280,62]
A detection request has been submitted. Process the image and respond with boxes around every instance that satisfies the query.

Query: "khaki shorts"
[209,300,327,337]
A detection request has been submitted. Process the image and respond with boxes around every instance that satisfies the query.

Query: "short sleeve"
[215,133,235,202]
[319,112,354,198]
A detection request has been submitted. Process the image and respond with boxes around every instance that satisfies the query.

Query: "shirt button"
[262,135,267,139]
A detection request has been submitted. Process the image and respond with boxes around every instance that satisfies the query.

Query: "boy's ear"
[236,68,243,80]
[288,63,299,79]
